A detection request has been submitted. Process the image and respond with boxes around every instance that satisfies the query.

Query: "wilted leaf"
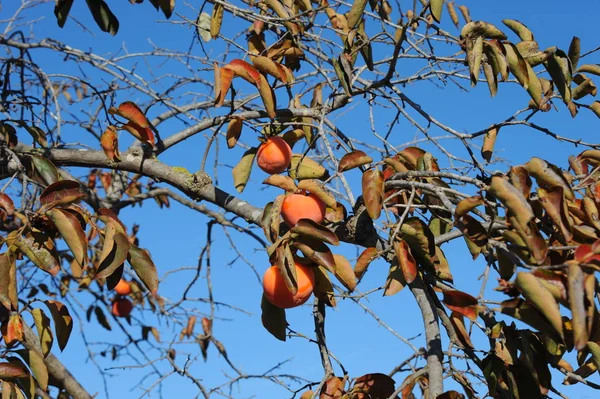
[355,247,378,281]
[0,123,18,149]
[16,349,48,391]
[383,260,406,296]
[14,233,59,276]
[443,290,479,321]
[226,117,243,149]
[297,180,337,208]
[320,376,345,398]
[567,263,587,350]
[455,196,484,219]
[96,227,130,280]
[450,312,474,349]
[232,147,257,193]
[24,155,60,186]
[525,157,573,200]
[261,294,287,341]
[502,19,534,41]
[24,125,48,147]
[40,180,86,209]
[394,240,417,284]
[362,169,384,220]
[291,219,339,246]
[214,63,235,107]
[210,3,223,39]
[568,36,581,70]
[46,208,88,268]
[263,174,297,192]
[100,126,120,161]
[313,266,336,307]
[338,150,373,172]
[481,127,498,162]
[350,373,396,398]
[293,238,336,273]
[0,252,17,311]
[0,362,29,379]
[2,314,23,346]
[127,245,159,296]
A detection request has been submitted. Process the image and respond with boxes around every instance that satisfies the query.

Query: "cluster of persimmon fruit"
[256,137,326,309]
[111,279,134,317]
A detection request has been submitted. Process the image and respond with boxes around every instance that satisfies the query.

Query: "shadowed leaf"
[127,245,159,296]
[261,294,287,341]
[44,300,72,351]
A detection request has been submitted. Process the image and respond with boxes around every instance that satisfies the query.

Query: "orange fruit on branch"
[263,262,315,309]
[114,279,132,296]
[281,191,326,227]
[256,137,292,174]
[111,298,133,318]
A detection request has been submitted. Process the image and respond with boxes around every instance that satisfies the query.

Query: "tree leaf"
[293,238,336,273]
[514,272,564,339]
[0,362,28,380]
[94,306,112,331]
[537,187,572,243]
[350,373,396,398]
[44,300,72,351]
[291,219,339,246]
[502,19,534,41]
[567,263,588,350]
[568,36,581,70]
[2,314,23,346]
[46,208,88,268]
[30,308,53,358]
[100,126,120,161]
[332,254,356,292]
[40,180,86,209]
[429,0,443,23]
[261,294,287,341]
[226,117,243,149]
[354,247,378,281]
[443,290,479,321]
[127,245,158,296]
[85,0,119,36]
[362,168,384,220]
[466,35,483,86]
[383,260,406,296]
[122,122,155,146]
[54,0,74,27]
[263,175,297,192]
[289,154,329,180]
[273,244,298,295]
[214,63,235,107]
[14,233,59,276]
[450,311,474,349]
[96,228,130,280]
[210,3,223,39]
[338,150,373,172]
[481,127,498,162]
[525,157,574,200]
[320,376,345,399]
[394,240,417,284]
[23,125,48,147]
[253,56,289,84]
[15,349,48,391]
[313,266,336,307]
[297,180,337,208]
[232,147,257,193]
[0,252,17,311]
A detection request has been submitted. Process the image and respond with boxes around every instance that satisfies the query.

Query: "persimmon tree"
[1,0,600,398]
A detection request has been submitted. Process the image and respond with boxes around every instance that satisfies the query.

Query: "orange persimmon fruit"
[114,279,132,296]
[256,137,292,174]
[111,298,133,318]
[281,191,326,227]
[262,262,315,308]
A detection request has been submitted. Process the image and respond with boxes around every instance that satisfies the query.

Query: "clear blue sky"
[3,0,600,398]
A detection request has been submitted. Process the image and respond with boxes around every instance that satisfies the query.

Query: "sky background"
[2,0,600,398]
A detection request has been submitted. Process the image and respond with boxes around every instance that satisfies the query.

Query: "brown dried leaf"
[338,150,373,172]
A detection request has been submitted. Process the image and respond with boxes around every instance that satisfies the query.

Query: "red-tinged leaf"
[100,126,120,161]
[450,312,474,349]
[97,208,127,235]
[338,150,373,172]
[454,196,484,220]
[0,362,29,379]
[96,226,130,280]
[514,272,564,339]
[214,63,234,107]
[109,101,150,129]
[332,254,356,292]
[0,252,17,311]
[2,314,23,346]
[122,122,155,146]
[45,300,73,351]
[350,373,396,399]
[291,219,339,246]
[201,317,212,335]
[320,376,345,398]
[313,266,336,307]
[40,180,86,209]
[400,218,437,270]
[293,239,336,273]
[0,193,14,216]
[354,247,378,281]
[14,233,59,276]
[226,117,243,149]
[443,290,480,321]
[46,208,88,268]
[31,308,53,358]
[261,294,287,341]
[15,349,48,391]
[394,240,417,284]
[224,59,262,85]
[263,175,298,192]
[567,263,588,350]
[383,261,406,296]
[127,244,159,296]
[362,168,384,220]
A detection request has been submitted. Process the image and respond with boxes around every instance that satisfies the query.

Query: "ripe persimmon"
[256,137,292,174]
[114,279,132,296]
[281,192,326,227]
[263,262,315,308]
[111,298,133,318]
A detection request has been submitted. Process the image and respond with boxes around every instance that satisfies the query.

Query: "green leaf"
[30,308,53,358]
[44,300,73,351]
[127,245,159,296]
[23,155,60,186]
[430,0,444,23]
[232,147,257,193]
[54,0,74,27]
[85,0,119,36]
[261,294,287,341]
[289,154,329,180]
